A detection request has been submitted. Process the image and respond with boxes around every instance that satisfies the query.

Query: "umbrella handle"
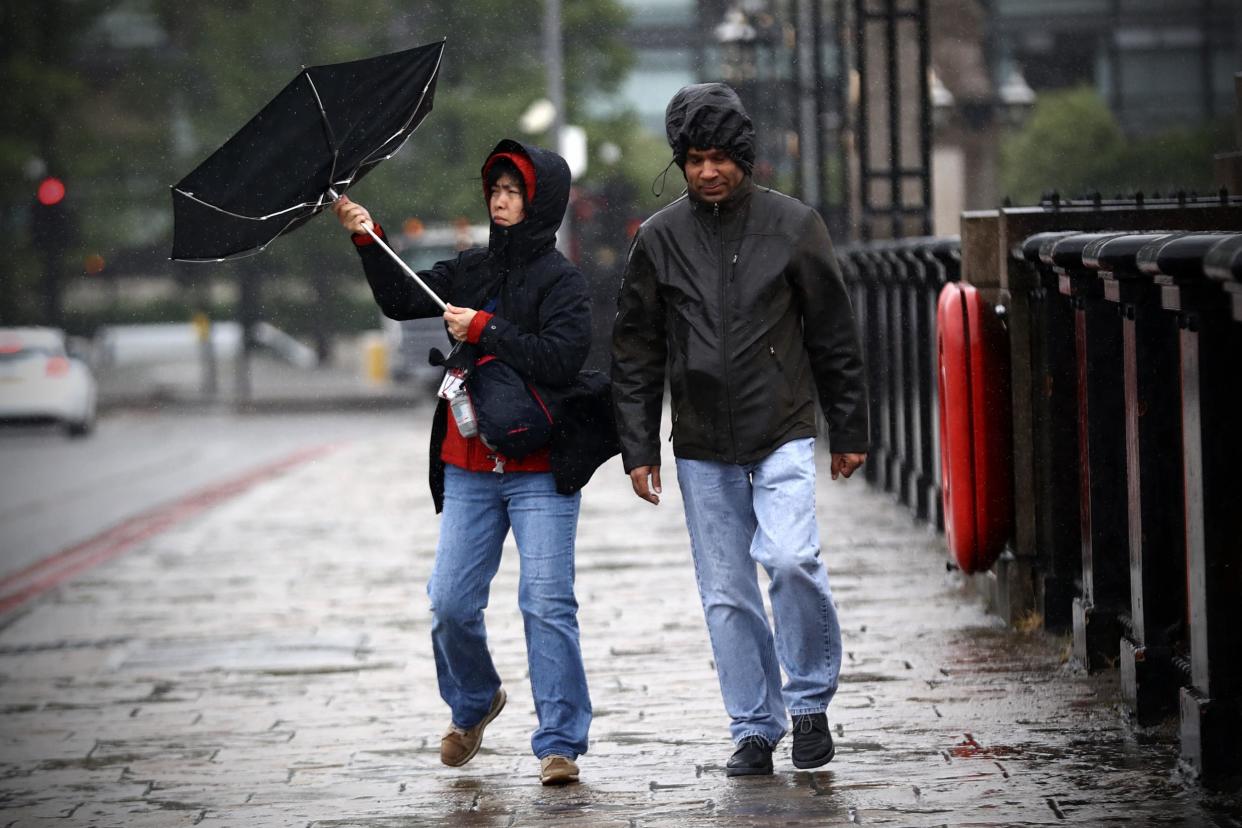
[364,227,448,311]
[327,187,446,312]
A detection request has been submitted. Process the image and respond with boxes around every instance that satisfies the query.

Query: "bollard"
[1146,232,1242,789]
[1089,232,1186,725]
[191,311,218,398]
[362,332,389,385]
[1044,232,1132,672]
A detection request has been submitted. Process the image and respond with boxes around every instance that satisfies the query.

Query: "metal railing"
[843,194,1242,788]
[839,237,958,527]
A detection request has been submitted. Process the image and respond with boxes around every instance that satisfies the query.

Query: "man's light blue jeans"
[428,465,591,760]
[676,437,842,747]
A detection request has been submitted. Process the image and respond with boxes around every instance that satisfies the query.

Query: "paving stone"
[0,426,1240,826]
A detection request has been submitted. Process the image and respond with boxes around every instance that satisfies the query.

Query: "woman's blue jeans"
[676,437,842,747]
[428,465,591,759]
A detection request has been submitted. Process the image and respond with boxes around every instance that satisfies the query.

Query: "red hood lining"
[482,151,537,206]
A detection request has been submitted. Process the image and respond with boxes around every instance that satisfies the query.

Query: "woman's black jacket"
[353,139,617,512]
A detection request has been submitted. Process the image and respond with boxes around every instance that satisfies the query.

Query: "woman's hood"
[481,138,571,260]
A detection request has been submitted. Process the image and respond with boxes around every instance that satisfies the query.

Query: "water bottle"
[438,370,478,438]
[449,384,478,438]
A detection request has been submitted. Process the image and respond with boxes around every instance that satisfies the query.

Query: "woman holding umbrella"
[333,140,592,786]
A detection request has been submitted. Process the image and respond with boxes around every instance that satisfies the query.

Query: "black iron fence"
[840,237,958,527]
[840,196,1242,788]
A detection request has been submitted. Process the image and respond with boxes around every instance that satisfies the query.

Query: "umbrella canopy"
[171,40,445,262]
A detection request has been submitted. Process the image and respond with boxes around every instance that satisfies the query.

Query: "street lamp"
[930,68,955,128]
[998,65,1036,126]
[715,3,786,185]
[715,8,758,85]
[519,98,556,135]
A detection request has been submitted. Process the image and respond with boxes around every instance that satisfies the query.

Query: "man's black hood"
[481,138,570,265]
[664,83,756,174]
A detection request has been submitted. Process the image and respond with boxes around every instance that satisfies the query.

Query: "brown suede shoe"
[440,688,506,767]
[539,755,580,785]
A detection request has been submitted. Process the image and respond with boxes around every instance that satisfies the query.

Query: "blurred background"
[0,0,1237,404]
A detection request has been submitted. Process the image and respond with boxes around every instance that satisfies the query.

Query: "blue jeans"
[428,465,591,759]
[676,437,842,746]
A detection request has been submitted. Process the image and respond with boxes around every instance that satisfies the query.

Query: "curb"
[0,444,338,620]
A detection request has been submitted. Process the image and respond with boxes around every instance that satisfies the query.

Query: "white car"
[0,327,97,437]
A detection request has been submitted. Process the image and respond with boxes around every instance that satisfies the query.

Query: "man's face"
[684,147,744,204]
[489,172,526,226]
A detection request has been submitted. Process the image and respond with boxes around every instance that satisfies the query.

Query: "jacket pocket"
[763,342,806,423]
[669,353,685,440]
[766,344,795,392]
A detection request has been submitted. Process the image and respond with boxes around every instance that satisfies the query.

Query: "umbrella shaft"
[326,187,446,311]
[365,228,448,312]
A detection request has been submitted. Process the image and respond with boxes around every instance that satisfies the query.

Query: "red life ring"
[936,282,1013,574]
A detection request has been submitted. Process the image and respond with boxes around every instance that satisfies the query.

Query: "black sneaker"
[726,735,774,777]
[791,712,835,769]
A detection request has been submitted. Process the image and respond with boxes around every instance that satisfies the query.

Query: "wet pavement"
[1,416,1240,826]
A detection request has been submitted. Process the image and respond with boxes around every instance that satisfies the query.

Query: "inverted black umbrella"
[170,39,448,309]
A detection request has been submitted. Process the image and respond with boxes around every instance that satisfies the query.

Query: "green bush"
[1001,86,1229,205]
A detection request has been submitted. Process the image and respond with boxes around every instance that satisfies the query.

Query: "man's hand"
[831,452,866,481]
[443,304,479,342]
[331,194,373,234]
[629,465,662,505]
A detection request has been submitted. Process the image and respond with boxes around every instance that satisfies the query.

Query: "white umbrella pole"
[363,227,447,311]
[328,189,447,311]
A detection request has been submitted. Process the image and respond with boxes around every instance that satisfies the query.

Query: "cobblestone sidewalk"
[1,427,1239,826]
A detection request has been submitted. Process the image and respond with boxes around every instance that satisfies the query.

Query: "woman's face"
[489,172,526,227]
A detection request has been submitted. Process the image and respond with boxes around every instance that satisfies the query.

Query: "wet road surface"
[0,410,417,580]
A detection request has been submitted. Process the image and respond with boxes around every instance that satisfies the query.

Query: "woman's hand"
[331,194,373,234]
[444,304,479,342]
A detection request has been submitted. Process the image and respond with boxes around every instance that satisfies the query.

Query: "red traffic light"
[37,177,66,206]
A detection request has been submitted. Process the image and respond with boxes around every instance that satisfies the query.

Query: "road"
[0,408,423,583]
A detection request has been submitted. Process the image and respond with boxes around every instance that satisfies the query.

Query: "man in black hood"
[612,83,869,776]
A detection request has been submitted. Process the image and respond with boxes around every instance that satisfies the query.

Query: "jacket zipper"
[716,202,737,462]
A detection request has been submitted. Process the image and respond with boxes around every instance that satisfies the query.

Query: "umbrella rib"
[173,211,318,263]
[173,188,321,223]
[304,72,342,188]
[353,40,446,172]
